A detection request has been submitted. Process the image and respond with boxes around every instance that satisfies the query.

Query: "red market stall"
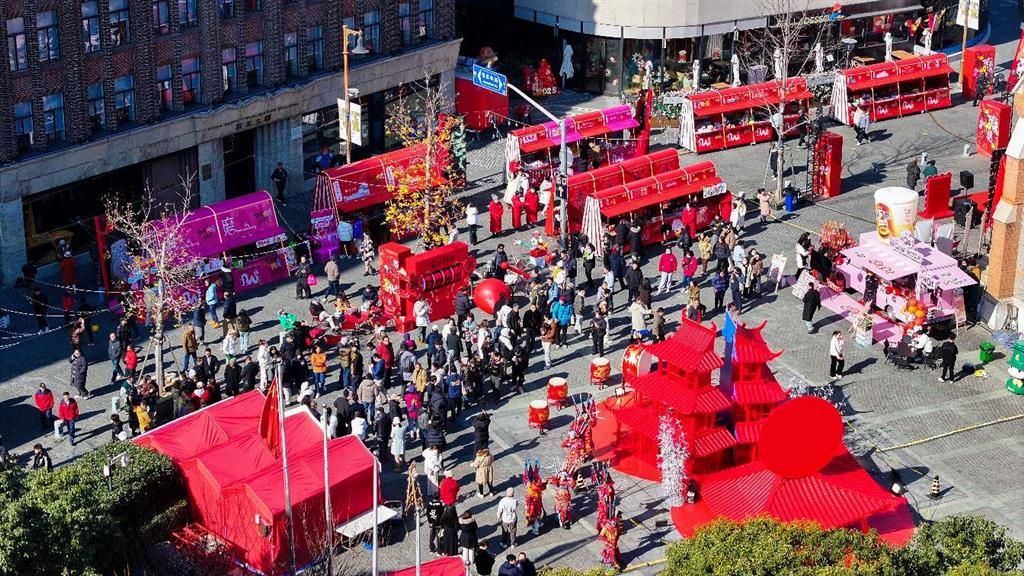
[582,161,730,245]
[962,44,996,101]
[384,557,466,576]
[830,54,953,125]
[678,78,813,153]
[977,99,1012,158]
[564,148,680,233]
[135,391,378,575]
[378,241,476,332]
[455,74,509,131]
[812,131,843,198]
[504,104,640,185]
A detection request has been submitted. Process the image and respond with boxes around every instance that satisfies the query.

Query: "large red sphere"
[758,396,844,479]
[473,279,511,315]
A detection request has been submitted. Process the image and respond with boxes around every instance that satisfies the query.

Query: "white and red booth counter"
[678,78,812,154]
[504,104,640,186]
[830,53,953,126]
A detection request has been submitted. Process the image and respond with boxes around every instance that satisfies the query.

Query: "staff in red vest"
[511,193,524,230]
[488,194,504,237]
[524,188,540,225]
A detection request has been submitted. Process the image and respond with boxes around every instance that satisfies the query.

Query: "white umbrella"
[814,43,824,73]
[922,29,933,54]
[559,41,574,84]
[773,48,784,80]
[884,32,893,62]
[692,59,701,90]
[581,196,605,258]
[731,54,741,87]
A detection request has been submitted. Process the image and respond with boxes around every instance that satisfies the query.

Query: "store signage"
[336,99,362,146]
[702,182,727,199]
[956,0,980,30]
[255,232,288,249]
[472,64,507,96]
[890,233,924,264]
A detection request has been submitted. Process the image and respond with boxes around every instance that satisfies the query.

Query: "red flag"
[259,379,281,457]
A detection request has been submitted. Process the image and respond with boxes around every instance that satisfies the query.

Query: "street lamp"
[342,26,369,164]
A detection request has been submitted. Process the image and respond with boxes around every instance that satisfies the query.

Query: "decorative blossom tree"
[384,75,464,249]
[104,174,202,391]
[657,414,689,507]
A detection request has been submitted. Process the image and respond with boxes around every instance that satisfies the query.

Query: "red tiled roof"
[646,318,723,371]
[733,320,783,364]
[734,420,765,444]
[632,373,732,414]
[690,427,739,457]
[733,377,789,405]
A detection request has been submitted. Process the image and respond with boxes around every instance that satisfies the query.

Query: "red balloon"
[473,279,511,315]
[759,396,844,479]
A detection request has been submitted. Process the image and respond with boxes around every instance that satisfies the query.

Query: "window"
[399,3,412,46]
[219,0,234,18]
[245,41,263,87]
[362,11,379,54]
[6,17,26,72]
[182,57,200,105]
[156,64,172,111]
[179,0,198,28]
[283,32,297,77]
[247,0,261,10]
[36,11,59,62]
[43,94,65,142]
[417,0,433,41]
[222,47,236,94]
[306,26,323,71]
[342,17,357,52]
[14,101,33,151]
[152,1,169,35]
[82,3,101,52]
[109,0,130,46]
[87,83,104,132]
[114,75,135,123]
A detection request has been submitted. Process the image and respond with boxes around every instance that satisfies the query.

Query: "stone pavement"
[2,7,1024,572]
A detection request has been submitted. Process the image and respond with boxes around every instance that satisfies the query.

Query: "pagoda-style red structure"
[731,321,789,464]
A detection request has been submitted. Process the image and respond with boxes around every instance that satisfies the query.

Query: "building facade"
[0,0,459,284]
[506,0,988,96]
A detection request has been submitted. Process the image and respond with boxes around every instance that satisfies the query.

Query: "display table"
[678,78,812,154]
[830,54,953,126]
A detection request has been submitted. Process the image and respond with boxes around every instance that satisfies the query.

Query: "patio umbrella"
[692,59,701,90]
[884,32,893,62]
[773,48,784,80]
[814,43,824,73]
[581,195,605,258]
[559,40,575,87]
[731,54,741,86]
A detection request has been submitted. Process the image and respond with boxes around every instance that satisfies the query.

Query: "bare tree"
[384,72,464,249]
[104,174,202,392]
[737,0,837,202]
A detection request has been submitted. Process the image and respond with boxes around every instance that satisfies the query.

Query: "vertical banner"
[336,98,363,146]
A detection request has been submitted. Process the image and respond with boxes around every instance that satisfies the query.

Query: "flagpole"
[277,362,298,575]
[372,458,379,576]
[321,409,333,576]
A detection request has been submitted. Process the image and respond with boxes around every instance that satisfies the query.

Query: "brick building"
[0,0,460,284]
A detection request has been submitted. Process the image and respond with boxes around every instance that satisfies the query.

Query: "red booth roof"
[733,320,784,364]
[511,104,639,154]
[697,449,902,529]
[733,377,789,405]
[632,372,732,414]
[599,176,724,220]
[842,53,953,91]
[690,78,812,117]
[646,318,722,371]
[314,144,445,213]
[384,557,467,576]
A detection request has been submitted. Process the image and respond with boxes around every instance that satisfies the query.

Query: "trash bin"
[979,341,996,363]
[784,192,796,213]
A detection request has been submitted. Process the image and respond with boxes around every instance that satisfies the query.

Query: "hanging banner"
[955,0,980,30]
[337,99,362,146]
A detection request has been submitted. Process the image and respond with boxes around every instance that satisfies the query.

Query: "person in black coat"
[475,542,496,576]
[628,218,643,259]
[609,248,626,290]
[939,335,959,382]
[439,505,460,556]
[802,281,821,334]
[425,495,445,553]
[333,389,352,436]
[521,303,542,355]
[373,407,391,457]
[625,261,644,304]
[222,357,241,397]
[454,287,472,325]
[239,355,258,392]
[458,511,479,563]
[614,219,629,250]
[473,411,491,452]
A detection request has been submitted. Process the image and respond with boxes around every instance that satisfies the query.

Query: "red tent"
[384,556,466,576]
[135,391,377,575]
[311,144,447,215]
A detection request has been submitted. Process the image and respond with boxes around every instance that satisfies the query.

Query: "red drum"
[590,357,611,387]
[528,400,550,429]
[547,377,569,408]
[620,344,652,386]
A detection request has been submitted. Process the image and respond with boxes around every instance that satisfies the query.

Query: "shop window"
[301,108,339,179]
[245,41,263,87]
[219,0,235,18]
[182,57,200,105]
[36,11,59,63]
[307,26,323,71]
[179,0,198,28]
[14,101,33,152]
[152,1,170,35]
[87,83,104,132]
[109,0,130,46]
[114,75,135,123]
[222,47,237,94]
[247,0,261,11]
[156,64,172,112]
[363,11,380,54]
[43,93,65,143]
[283,32,298,77]
[399,3,412,46]
[417,0,434,41]
[663,39,696,91]
[82,3,101,53]
[6,17,26,72]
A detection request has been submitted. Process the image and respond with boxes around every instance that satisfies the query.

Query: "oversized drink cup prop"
[873,187,918,244]
[547,377,569,408]
[590,357,611,387]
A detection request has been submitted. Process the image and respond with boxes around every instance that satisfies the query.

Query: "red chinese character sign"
[813,131,843,198]
[962,44,995,101]
[977,99,1012,158]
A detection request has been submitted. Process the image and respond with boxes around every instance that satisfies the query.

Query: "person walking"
[69,349,89,398]
[360,235,377,276]
[471,448,495,497]
[939,335,959,383]
[656,247,677,295]
[922,159,938,180]
[906,159,921,192]
[58,392,80,445]
[625,261,643,304]
[582,243,596,291]
[550,296,574,348]
[496,488,519,549]
[829,331,845,381]
[590,313,607,357]
[852,107,868,145]
[30,287,48,332]
[475,541,496,576]
[390,416,406,471]
[204,280,221,327]
[426,495,445,554]
[271,162,288,205]
[108,332,125,384]
[181,324,199,372]
[459,511,480,567]
[629,298,649,335]
[324,255,340,298]
[729,267,744,314]
[310,345,328,398]
[711,269,728,312]
[295,256,313,300]
[235,308,252,353]
[539,317,557,368]
[34,382,55,431]
[757,188,772,225]
[802,281,822,333]
[466,203,479,245]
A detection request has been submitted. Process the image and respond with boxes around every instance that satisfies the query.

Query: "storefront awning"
[148,191,282,258]
[512,105,639,154]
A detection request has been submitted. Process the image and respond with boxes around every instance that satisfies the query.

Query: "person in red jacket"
[57,392,80,445]
[33,382,55,430]
[376,336,394,385]
[681,203,697,239]
[681,250,699,289]
[656,247,678,295]
[524,188,540,225]
[439,469,459,506]
[124,346,139,379]
[511,194,524,230]
[488,194,504,237]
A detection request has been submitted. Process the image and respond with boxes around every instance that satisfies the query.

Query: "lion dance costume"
[523,460,546,534]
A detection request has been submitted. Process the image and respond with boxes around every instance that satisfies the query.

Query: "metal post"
[277,362,297,575]
[372,458,379,576]
[343,33,352,165]
[959,24,969,83]
[321,409,333,575]
[415,500,421,576]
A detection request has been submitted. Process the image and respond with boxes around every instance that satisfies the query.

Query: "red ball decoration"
[473,278,511,315]
[759,396,844,479]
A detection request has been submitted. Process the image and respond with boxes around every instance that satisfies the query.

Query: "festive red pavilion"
[730,321,789,464]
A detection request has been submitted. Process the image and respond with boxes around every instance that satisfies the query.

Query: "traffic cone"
[928,475,941,499]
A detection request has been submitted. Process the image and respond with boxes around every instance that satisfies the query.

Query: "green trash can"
[979,341,996,363]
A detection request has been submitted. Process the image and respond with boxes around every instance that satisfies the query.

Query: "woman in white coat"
[389,417,406,471]
[413,298,431,342]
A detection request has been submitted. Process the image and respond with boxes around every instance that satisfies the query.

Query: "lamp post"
[342,26,369,164]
